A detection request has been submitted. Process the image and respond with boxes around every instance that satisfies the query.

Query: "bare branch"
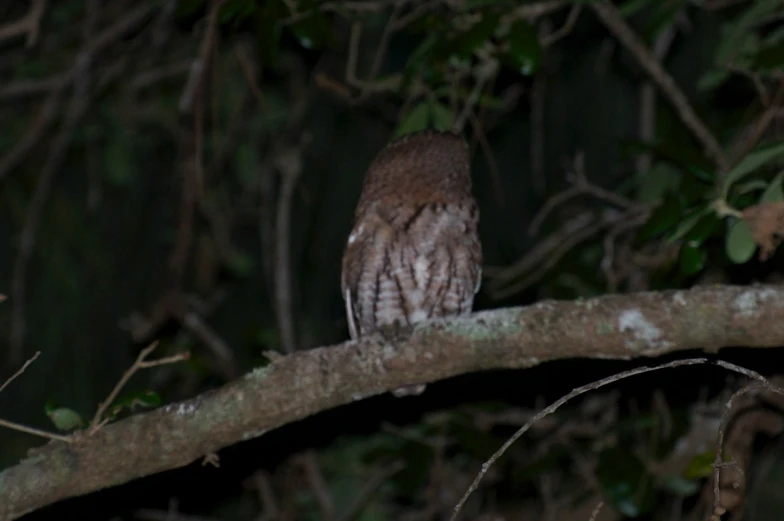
[0,351,39,395]
[0,419,72,444]
[90,341,190,432]
[1,285,784,519]
[590,1,730,173]
[274,148,303,354]
[451,358,784,521]
[0,0,46,47]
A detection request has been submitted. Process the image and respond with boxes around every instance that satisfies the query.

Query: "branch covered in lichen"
[2,285,784,520]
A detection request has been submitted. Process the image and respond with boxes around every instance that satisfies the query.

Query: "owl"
[341,129,482,395]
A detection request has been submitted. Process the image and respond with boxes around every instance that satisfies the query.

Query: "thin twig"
[90,341,190,431]
[368,1,403,83]
[453,61,495,132]
[469,112,505,206]
[729,84,784,164]
[0,351,40,395]
[509,1,566,22]
[489,213,613,299]
[451,358,710,521]
[541,3,582,47]
[711,360,784,516]
[528,153,635,236]
[0,418,72,443]
[587,501,604,521]
[274,149,303,354]
[180,311,238,380]
[636,23,678,175]
[235,43,265,106]
[343,21,402,97]
[298,451,336,521]
[0,0,47,47]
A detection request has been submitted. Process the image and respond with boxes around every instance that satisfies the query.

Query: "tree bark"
[2,284,784,520]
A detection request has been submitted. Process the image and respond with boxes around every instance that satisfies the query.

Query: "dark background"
[1,1,784,520]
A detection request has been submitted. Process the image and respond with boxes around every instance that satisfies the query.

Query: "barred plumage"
[341,129,482,393]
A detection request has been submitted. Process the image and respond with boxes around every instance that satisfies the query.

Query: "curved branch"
[590,0,730,173]
[2,284,784,519]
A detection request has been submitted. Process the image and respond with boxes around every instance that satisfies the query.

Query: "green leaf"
[618,0,652,17]
[46,406,84,432]
[636,161,681,203]
[596,446,655,516]
[642,0,683,44]
[453,12,500,59]
[430,103,454,131]
[697,68,730,92]
[107,390,163,419]
[682,211,720,245]
[714,0,780,67]
[402,34,440,90]
[666,205,711,244]
[289,8,333,50]
[723,140,784,196]
[658,475,700,496]
[507,20,541,75]
[117,390,161,408]
[394,102,431,137]
[725,219,756,264]
[218,0,255,25]
[684,451,715,479]
[679,242,706,275]
[760,172,784,203]
[636,192,683,242]
[624,139,713,182]
[734,179,769,195]
[754,41,784,70]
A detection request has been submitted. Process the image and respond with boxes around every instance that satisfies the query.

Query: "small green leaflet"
[666,205,711,244]
[395,103,431,137]
[679,242,706,275]
[684,451,716,479]
[108,390,163,419]
[725,219,756,264]
[760,172,784,203]
[722,140,784,198]
[45,401,84,432]
[507,20,541,75]
[394,101,454,137]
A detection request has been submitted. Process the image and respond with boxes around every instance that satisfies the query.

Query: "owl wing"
[341,203,481,339]
[408,202,481,320]
[341,230,362,341]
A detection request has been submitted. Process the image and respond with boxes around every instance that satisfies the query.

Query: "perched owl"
[341,129,482,395]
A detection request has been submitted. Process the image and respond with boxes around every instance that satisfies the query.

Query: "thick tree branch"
[2,285,784,519]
